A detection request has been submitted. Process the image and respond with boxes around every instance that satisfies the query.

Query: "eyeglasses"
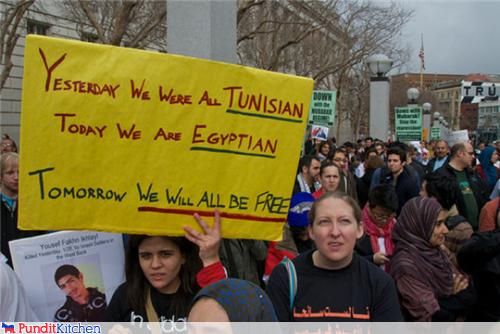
[371,212,393,220]
[369,208,394,221]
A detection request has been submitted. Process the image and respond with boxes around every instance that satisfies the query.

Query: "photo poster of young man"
[9,231,125,321]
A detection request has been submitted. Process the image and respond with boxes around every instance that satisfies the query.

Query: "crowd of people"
[1,132,499,322]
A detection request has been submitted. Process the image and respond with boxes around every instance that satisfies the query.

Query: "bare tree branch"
[126,8,166,48]
[78,0,106,42]
[237,0,265,24]
[108,0,138,46]
[0,0,35,91]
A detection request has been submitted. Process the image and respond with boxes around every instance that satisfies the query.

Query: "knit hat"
[191,278,278,321]
[287,192,315,227]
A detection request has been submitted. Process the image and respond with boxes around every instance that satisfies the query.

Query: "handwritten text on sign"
[19,36,314,241]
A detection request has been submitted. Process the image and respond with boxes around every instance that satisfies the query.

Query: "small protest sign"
[447,130,469,147]
[430,127,441,140]
[308,90,336,126]
[9,231,124,321]
[311,125,329,141]
[395,107,422,142]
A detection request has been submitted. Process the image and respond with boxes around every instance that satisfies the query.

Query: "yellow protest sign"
[19,36,313,241]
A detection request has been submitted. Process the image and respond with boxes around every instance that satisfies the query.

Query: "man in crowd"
[371,146,420,215]
[426,139,449,173]
[364,137,373,149]
[53,264,107,322]
[292,155,320,194]
[433,142,489,230]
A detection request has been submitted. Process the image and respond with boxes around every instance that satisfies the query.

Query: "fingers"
[183,226,201,244]
[453,273,459,288]
[452,274,468,294]
[212,209,221,235]
[193,213,211,234]
[458,275,468,290]
[373,252,389,265]
[192,210,221,235]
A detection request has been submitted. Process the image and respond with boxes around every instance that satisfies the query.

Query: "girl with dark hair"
[267,192,402,321]
[390,197,476,321]
[355,184,398,272]
[317,141,331,162]
[106,211,226,322]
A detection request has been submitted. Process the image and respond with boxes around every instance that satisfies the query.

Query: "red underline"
[137,206,285,223]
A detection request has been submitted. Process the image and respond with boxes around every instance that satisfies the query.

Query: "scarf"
[390,197,453,297]
[362,204,396,257]
[0,192,16,211]
[297,174,311,193]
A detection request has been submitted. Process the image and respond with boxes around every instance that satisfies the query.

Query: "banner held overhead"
[19,36,314,241]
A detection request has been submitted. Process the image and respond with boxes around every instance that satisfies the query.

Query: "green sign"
[395,106,422,141]
[430,127,441,140]
[308,90,336,126]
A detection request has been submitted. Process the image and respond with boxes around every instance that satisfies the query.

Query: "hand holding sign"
[183,210,221,267]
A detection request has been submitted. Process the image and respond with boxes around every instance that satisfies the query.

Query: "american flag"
[419,34,425,70]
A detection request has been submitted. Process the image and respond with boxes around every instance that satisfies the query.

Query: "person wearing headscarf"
[188,279,277,321]
[390,197,476,321]
[476,146,499,193]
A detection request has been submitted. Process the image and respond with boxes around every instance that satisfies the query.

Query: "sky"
[393,0,500,75]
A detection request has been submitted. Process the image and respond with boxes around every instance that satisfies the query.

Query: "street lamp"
[422,102,432,114]
[431,111,441,140]
[422,102,432,141]
[367,54,393,77]
[367,54,393,141]
[407,88,420,105]
[433,111,440,122]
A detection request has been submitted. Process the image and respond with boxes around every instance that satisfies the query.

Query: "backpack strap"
[280,257,297,313]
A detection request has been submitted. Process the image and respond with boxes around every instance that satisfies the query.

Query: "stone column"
[167,0,237,64]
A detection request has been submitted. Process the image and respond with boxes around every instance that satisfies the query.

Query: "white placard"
[9,231,124,321]
[447,130,469,147]
[311,125,329,141]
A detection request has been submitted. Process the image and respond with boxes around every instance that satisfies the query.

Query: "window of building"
[27,20,50,35]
